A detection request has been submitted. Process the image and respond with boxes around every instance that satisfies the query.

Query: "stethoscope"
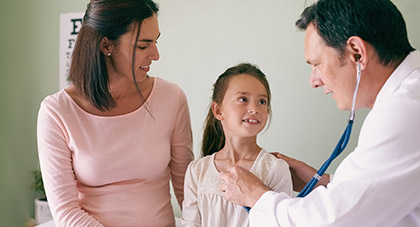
[297,58,362,197]
[244,57,362,213]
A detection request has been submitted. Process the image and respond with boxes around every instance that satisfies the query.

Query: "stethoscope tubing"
[297,120,353,197]
[243,61,362,213]
[298,61,361,197]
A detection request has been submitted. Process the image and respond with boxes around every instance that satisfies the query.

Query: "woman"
[37,0,193,226]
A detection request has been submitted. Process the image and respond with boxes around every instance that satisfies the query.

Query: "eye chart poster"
[59,12,84,90]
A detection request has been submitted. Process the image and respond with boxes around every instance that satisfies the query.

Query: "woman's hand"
[271,153,330,192]
[219,166,270,207]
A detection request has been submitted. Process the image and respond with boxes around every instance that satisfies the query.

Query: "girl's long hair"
[201,63,272,157]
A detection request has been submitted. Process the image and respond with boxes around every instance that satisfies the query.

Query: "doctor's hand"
[271,152,330,192]
[219,166,270,208]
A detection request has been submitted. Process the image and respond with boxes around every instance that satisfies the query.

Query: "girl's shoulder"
[187,154,215,172]
[186,154,219,183]
[253,150,293,194]
[252,149,290,179]
[257,149,289,169]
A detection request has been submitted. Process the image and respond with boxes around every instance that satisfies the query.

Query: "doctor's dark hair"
[68,0,159,111]
[295,0,414,66]
[201,63,271,157]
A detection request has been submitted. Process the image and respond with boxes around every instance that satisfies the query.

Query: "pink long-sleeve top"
[37,78,194,227]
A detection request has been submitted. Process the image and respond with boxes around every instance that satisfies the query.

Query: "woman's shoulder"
[153,77,187,107]
[155,77,183,93]
[37,89,79,125]
[40,89,72,110]
[153,77,187,102]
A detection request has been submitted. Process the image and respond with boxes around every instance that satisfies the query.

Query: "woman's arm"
[37,100,104,227]
[169,88,194,208]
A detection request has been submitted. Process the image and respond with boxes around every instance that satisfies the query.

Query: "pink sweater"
[37,78,194,227]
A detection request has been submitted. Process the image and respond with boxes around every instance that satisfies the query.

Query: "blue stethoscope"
[244,60,362,213]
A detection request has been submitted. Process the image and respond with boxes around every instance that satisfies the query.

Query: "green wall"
[1,1,419,226]
[1,1,88,226]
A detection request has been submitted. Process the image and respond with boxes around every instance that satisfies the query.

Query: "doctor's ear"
[346,36,367,69]
[354,54,361,62]
[211,102,224,121]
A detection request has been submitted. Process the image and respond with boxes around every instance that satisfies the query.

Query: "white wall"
[151,0,420,216]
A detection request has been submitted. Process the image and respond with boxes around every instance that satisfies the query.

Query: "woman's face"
[107,14,160,83]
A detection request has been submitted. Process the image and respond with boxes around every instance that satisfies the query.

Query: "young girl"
[181,63,293,226]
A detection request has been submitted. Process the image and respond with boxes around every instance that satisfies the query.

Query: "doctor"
[219,0,420,226]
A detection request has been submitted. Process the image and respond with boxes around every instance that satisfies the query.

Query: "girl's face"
[214,74,269,138]
[107,14,160,83]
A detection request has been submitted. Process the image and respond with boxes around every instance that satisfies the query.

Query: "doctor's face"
[304,24,356,111]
